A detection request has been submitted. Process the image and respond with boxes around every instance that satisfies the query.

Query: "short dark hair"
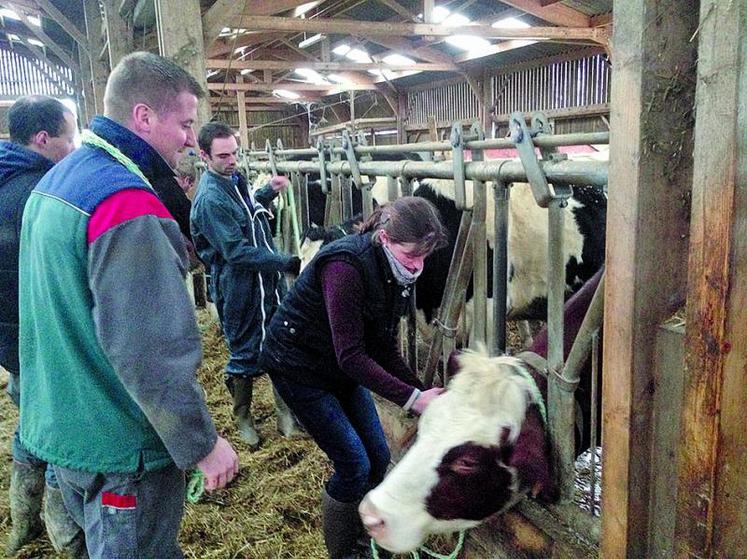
[361,196,448,256]
[8,95,71,145]
[104,51,204,123]
[198,121,235,154]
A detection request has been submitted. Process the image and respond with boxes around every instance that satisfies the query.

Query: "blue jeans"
[271,373,390,503]
[7,370,58,487]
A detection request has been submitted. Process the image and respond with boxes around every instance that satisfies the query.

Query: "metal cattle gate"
[246,115,609,551]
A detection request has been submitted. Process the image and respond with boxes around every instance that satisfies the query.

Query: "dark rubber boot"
[227,376,260,449]
[321,490,371,559]
[5,461,45,556]
[272,386,305,438]
[44,484,88,558]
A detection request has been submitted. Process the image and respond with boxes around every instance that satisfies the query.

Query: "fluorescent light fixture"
[28,15,41,26]
[240,68,254,75]
[273,89,300,99]
[333,44,351,56]
[294,1,320,17]
[7,33,20,41]
[432,6,450,23]
[206,69,219,78]
[443,13,470,27]
[383,54,415,66]
[221,27,231,34]
[234,46,246,54]
[294,67,329,84]
[346,48,371,63]
[445,35,491,51]
[375,129,398,136]
[0,8,20,20]
[492,17,530,29]
[299,33,324,48]
[27,38,44,47]
[326,73,350,84]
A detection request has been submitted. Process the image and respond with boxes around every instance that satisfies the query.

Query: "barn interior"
[1,1,744,559]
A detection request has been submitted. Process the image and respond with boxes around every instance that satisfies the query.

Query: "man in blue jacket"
[191,122,302,449]
[0,96,84,556]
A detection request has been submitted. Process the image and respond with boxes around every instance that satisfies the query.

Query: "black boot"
[5,461,45,556]
[321,490,364,559]
[44,484,88,558]
[227,376,260,449]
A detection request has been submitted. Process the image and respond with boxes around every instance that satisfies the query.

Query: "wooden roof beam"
[208,82,376,92]
[497,0,590,28]
[242,15,607,43]
[365,35,456,64]
[203,0,312,51]
[206,58,458,72]
[33,0,90,58]
[16,11,80,74]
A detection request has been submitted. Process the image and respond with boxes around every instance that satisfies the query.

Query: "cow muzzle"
[359,494,429,554]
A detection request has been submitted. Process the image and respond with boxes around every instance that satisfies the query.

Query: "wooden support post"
[101,0,132,69]
[155,0,211,126]
[675,2,747,558]
[601,1,697,558]
[83,0,108,115]
[236,75,248,149]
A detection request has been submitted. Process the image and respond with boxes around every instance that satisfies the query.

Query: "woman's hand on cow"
[411,387,446,415]
[197,436,240,491]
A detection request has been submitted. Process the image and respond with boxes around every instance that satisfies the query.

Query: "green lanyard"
[80,129,153,188]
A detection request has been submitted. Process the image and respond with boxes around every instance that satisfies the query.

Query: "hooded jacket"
[0,141,54,373]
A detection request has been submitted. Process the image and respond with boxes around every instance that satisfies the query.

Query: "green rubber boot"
[44,484,88,558]
[5,461,45,556]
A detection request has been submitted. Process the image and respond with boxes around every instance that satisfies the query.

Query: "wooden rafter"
[365,36,456,64]
[203,0,312,51]
[208,82,375,92]
[498,0,590,28]
[32,0,90,58]
[242,15,606,42]
[17,11,80,74]
[206,58,458,72]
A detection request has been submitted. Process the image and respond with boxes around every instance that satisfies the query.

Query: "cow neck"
[80,129,152,188]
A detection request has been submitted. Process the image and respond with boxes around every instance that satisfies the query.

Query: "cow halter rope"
[369,530,465,559]
[80,130,207,504]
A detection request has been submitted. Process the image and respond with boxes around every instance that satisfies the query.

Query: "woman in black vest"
[260,196,448,558]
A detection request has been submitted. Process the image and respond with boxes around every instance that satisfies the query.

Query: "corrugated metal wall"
[0,47,74,97]
[491,53,610,116]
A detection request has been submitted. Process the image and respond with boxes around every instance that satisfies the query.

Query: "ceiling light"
[294,1,320,17]
[234,46,246,55]
[27,15,41,26]
[443,13,470,27]
[492,17,530,29]
[240,69,253,75]
[221,27,231,34]
[0,8,21,20]
[299,33,324,48]
[422,6,449,23]
[445,35,491,51]
[7,33,20,41]
[383,54,415,66]
[369,69,397,80]
[27,38,44,47]
[206,70,219,78]
[273,89,301,99]
[333,44,351,56]
[294,68,329,84]
[346,48,371,63]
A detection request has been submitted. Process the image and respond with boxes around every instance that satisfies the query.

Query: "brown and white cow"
[358,267,604,553]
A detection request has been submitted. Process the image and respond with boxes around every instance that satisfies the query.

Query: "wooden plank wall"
[676,2,747,557]
[602,1,698,558]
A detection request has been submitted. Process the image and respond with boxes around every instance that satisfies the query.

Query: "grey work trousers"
[54,462,185,559]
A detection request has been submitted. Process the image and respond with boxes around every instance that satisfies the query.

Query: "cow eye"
[450,455,480,475]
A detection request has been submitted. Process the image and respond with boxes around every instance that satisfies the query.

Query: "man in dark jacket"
[191,121,302,449]
[0,95,85,556]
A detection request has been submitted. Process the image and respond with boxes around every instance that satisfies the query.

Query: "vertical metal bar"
[547,199,574,501]
[471,125,487,347]
[387,175,398,201]
[362,186,374,219]
[492,181,509,355]
[299,173,310,233]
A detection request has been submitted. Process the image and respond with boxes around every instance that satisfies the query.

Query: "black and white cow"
[358,268,604,553]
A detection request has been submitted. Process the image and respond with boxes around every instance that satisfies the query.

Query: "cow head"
[359,349,556,553]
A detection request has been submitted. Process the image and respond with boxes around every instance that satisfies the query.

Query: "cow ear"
[507,405,558,503]
[446,350,462,379]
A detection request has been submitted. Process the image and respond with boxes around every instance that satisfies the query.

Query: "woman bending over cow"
[259,196,447,558]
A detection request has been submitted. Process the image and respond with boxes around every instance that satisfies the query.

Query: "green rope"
[370,530,466,559]
[80,129,153,188]
[186,470,205,504]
